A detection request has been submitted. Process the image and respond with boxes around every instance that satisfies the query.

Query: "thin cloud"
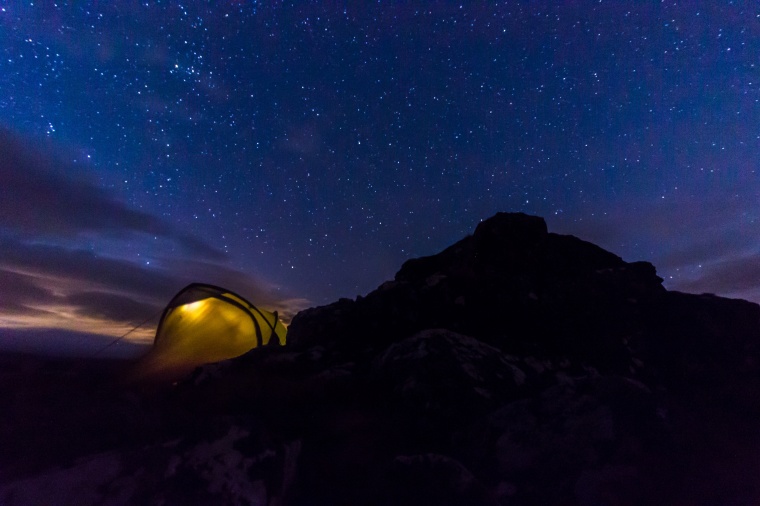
[0,131,309,353]
[656,232,756,271]
[0,238,179,302]
[0,129,223,260]
[0,269,58,308]
[548,192,760,305]
[0,237,307,332]
[66,291,163,326]
[671,253,760,298]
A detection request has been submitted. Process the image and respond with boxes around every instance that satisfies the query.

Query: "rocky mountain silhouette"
[3,212,760,505]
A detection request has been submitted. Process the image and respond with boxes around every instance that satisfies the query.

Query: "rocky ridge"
[3,212,760,505]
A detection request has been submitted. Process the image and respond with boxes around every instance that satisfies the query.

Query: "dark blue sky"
[1,2,758,351]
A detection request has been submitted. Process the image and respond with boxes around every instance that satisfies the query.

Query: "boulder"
[373,329,526,423]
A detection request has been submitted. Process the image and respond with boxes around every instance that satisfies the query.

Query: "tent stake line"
[92,309,164,357]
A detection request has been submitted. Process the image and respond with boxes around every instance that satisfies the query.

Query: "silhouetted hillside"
[3,213,760,505]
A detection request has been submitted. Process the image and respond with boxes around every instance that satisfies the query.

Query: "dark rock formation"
[3,212,760,505]
[372,329,527,424]
[289,212,666,375]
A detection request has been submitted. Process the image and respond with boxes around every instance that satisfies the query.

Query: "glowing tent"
[137,283,286,379]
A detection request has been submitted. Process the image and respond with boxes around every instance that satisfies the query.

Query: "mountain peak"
[5,212,760,506]
[289,212,665,366]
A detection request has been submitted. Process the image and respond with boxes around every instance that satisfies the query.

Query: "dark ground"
[2,213,760,505]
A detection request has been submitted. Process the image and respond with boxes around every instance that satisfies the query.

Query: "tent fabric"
[138,283,286,379]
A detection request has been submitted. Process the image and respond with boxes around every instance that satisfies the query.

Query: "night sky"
[1,3,758,354]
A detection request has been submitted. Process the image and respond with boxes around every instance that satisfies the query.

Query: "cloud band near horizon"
[0,130,308,353]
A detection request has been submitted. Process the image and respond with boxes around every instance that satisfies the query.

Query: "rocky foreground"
[3,212,760,505]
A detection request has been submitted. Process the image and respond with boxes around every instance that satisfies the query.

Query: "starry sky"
[1,2,758,355]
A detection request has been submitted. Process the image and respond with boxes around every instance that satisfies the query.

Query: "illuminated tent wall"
[136,283,287,380]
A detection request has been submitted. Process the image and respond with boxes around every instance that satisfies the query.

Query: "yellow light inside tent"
[134,284,287,382]
[183,300,206,312]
